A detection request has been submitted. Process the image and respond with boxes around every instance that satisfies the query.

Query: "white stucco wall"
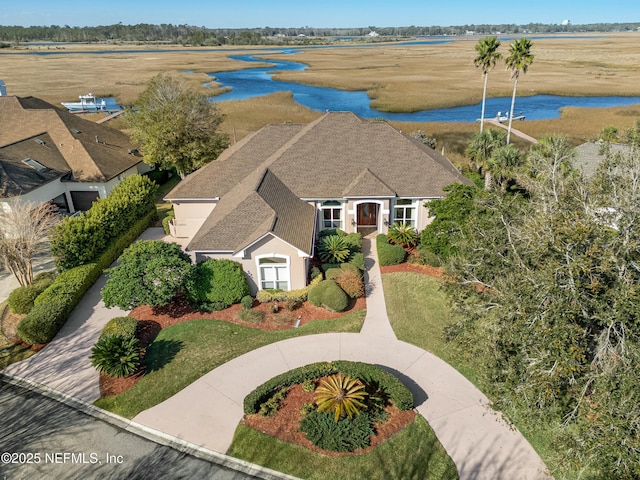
[171,200,218,238]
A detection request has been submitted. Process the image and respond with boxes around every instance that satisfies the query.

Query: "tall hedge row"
[17,209,155,345]
[50,175,158,271]
[244,361,414,414]
[376,234,406,266]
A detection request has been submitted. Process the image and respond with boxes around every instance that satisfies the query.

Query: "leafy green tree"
[127,74,229,179]
[505,38,534,144]
[465,128,507,190]
[101,240,191,309]
[473,36,502,132]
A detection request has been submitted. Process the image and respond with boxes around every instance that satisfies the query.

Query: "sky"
[1,1,639,29]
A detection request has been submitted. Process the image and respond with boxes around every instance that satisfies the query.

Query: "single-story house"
[165,112,472,294]
[0,95,150,214]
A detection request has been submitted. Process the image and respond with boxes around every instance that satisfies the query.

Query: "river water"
[209,53,640,122]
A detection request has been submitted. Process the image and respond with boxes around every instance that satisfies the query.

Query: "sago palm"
[314,373,368,422]
[474,36,502,132]
[505,38,534,144]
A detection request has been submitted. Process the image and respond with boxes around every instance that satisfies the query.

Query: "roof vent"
[70,128,81,134]
[22,158,49,172]
[128,148,139,155]
[33,138,46,145]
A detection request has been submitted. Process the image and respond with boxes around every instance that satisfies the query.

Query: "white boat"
[61,93,107,112]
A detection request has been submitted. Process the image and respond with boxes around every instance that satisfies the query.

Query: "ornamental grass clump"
[314,373,368,422]
[90,335,140,378]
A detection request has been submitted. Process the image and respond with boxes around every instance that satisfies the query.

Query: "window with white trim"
[393,199,417,227]
[258,256,290,290]
[321,200,343,230]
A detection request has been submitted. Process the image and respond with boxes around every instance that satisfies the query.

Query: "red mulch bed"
[380,262,446,279]
[99,295,365,397]
[243,381,416,456]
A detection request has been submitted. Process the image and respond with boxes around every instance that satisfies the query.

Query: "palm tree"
[465,128,507,190]
[474,36,502,132]
[487,144,523,191]
[505,38,534,144]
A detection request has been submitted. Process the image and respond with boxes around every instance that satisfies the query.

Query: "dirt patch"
[243,381,416,456]
[1,306,23,343]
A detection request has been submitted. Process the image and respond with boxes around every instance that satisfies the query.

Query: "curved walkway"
[134,237,550,480]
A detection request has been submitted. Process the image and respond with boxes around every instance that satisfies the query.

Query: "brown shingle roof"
[0,133,70,197]
[167,112,471,201]
[0,96,141,191]
[187,169,316,255]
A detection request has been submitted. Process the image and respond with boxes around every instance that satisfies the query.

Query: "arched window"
[321,200,342,230]
[257,255,290,291]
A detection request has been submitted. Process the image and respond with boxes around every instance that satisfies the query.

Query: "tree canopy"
[443,135,640,478]
[127,74,229,179]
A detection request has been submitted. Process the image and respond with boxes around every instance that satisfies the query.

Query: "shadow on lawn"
[144,339,183,373]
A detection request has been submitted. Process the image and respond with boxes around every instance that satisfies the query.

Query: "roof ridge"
[342,166,396,197]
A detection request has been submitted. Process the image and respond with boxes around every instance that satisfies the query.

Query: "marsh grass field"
[3,33,640,162]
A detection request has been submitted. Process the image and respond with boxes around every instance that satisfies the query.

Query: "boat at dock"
[61,93,120,113]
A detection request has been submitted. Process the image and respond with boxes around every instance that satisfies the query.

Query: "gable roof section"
[168,112,472,202]
[574,142,632,178]
[187,169,316,255]
[0,133,70,197]
[0,96,140,187]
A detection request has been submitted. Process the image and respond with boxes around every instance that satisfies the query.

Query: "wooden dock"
[484,118,538,144]
[96,110,125,124]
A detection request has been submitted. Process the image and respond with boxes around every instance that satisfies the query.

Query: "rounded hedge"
[244,361,414,414]
[100,316,138,340]
[376,234,406,266]
[184,259,250,310]
[308,280,349,312]
[8,273,56,315]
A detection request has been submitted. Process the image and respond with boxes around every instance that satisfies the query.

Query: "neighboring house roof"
[0,95,141,197]
[188,169,316,255]
[167,112,472,201]
[0,133,70,197]
[574,141,632,178]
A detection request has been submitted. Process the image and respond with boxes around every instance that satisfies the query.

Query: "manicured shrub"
[184,259,250,311]
[100,317,138,340]
[318,228,346,238]
[321,263,341,272]
[349,252,366,272]
[318,235,351,264]
[300,410,374,452]
[324,268,342,281]
[162,208,175,235]
[102,241,192,310]
[285,298,301,311]
[310,266,323,281]
[308,280,349,312]
[335,269,365,298]
[50,174,158,271]
[36,263,102,313]
[16,300,67,345]
[339,262,362,276]
[241,295,254,310]
[376,234,406,266]
[244,361,413,415]
[8,285,40,315]
[302,379,316,393]
[410,246,443,267]
[90,335,140,378]
[387,222,419,248]
[255,275,322,303]
[343,232,362,253]
[259,387,288,417]
[300,402,316,416]
[315,373,368,421]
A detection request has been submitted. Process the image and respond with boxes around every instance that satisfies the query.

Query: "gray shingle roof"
[167,112,472,201]
[187,169,316,255]
[574,142,632,178]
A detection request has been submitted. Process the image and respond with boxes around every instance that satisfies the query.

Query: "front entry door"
[357,203,378,231]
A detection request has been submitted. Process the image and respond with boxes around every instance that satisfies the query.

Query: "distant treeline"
[0,22,639,46]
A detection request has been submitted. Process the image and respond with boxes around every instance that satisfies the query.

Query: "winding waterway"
[209,54,640,122]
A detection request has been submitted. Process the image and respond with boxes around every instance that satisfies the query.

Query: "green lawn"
[227,415,458,480]
[94,310,365,418]
[382,272,562,479]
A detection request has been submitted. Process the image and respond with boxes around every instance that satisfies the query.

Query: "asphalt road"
[0,379,261,480]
